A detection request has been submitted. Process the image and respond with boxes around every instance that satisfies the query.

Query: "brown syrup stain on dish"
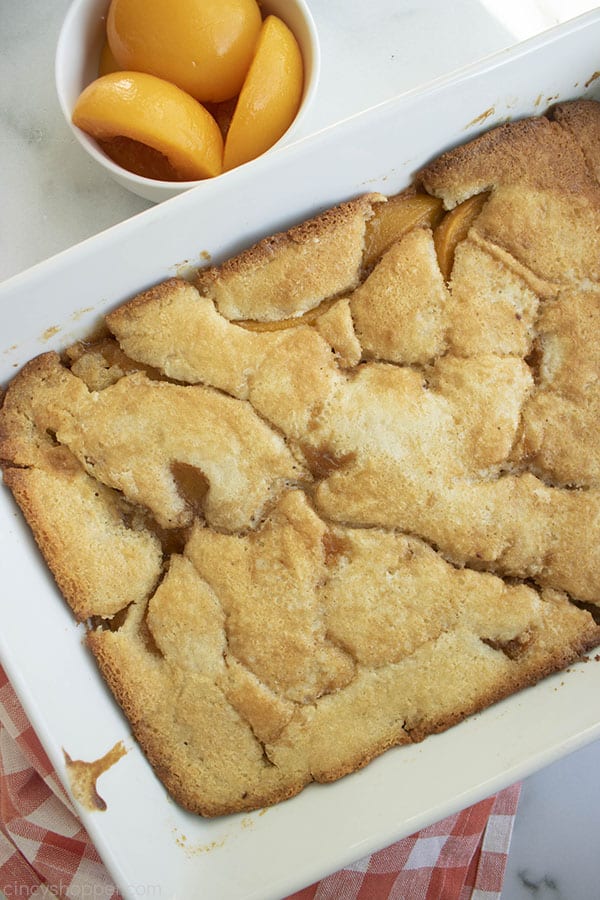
[63,740,127,811]
[465,106,496,129]
[193,838,228,854]
[173,812,265,856]
[172,250,211,279]
[585,71,600,88]
[70,306,95,322]
[41,325,61,342]
[173,828,228,855]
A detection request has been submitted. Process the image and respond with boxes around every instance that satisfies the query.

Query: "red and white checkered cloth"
[0,664,520,899]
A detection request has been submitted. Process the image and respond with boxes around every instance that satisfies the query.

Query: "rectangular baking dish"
[2,11,600,899]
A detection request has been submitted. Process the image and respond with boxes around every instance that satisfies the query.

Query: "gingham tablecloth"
[0,664,520,900]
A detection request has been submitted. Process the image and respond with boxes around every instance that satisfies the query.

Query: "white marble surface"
[503,741,600,900]
[2,1,600,898]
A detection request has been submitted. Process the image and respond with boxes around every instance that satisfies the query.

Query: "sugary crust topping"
[0,356,163,619]
[419,106,600,285]
[551,99,600,185]
[350,227,450,364]
[194,194,381,321]
[3,104,600,816]
[419,112,600,204]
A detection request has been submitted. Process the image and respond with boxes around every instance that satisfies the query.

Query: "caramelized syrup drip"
[301,445,356,479]
[171,461,210,517]
[482,632,532,661]
[64,741,127,811]
[322,531,351,566]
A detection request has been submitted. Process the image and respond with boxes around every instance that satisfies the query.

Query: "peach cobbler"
[2,100,600,815]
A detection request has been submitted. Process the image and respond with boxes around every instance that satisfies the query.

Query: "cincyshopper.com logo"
[2,884,163,898]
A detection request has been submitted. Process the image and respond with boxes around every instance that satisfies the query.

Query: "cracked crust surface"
[194,194,382,322]
[2,103,600,816]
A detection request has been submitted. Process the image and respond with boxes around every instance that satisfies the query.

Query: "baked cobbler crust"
[2,101,600,815]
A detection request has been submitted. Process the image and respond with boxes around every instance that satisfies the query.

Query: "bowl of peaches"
[56,0,320,201]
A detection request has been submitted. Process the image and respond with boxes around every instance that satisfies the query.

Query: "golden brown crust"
[86,499,600,816]
[419,113,598,203]
[551,99,600,186]
[419,108,600,285]
[350,227,449,364]
[0,353,163,618]
[4,465,162,619]
[194,194,381,321]
[3,101,600,817]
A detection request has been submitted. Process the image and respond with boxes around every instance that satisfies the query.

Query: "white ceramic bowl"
[55,0,321,202]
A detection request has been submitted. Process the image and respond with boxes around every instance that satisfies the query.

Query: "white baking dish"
[2,11,600,899]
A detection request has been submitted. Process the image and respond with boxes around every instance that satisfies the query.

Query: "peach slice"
[98,39,120,77]
[363,193,444,269]
[107,0,262,103]
[237,298,337,332]
[433,192,489,281]
[72,71,223,181]
[96,136,181,181]
[223,15,303,171]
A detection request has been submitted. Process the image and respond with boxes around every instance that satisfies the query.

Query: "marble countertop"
[2,1,600,897]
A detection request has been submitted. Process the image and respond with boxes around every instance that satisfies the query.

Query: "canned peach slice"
[223,15,303,172]
[364,193,444,269]
[433,192,489,281]
[72,71,223,181]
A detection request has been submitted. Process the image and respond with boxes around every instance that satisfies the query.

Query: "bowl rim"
[54,0,322,193]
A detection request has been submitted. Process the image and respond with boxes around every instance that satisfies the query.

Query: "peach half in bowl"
[55,0,320,202]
